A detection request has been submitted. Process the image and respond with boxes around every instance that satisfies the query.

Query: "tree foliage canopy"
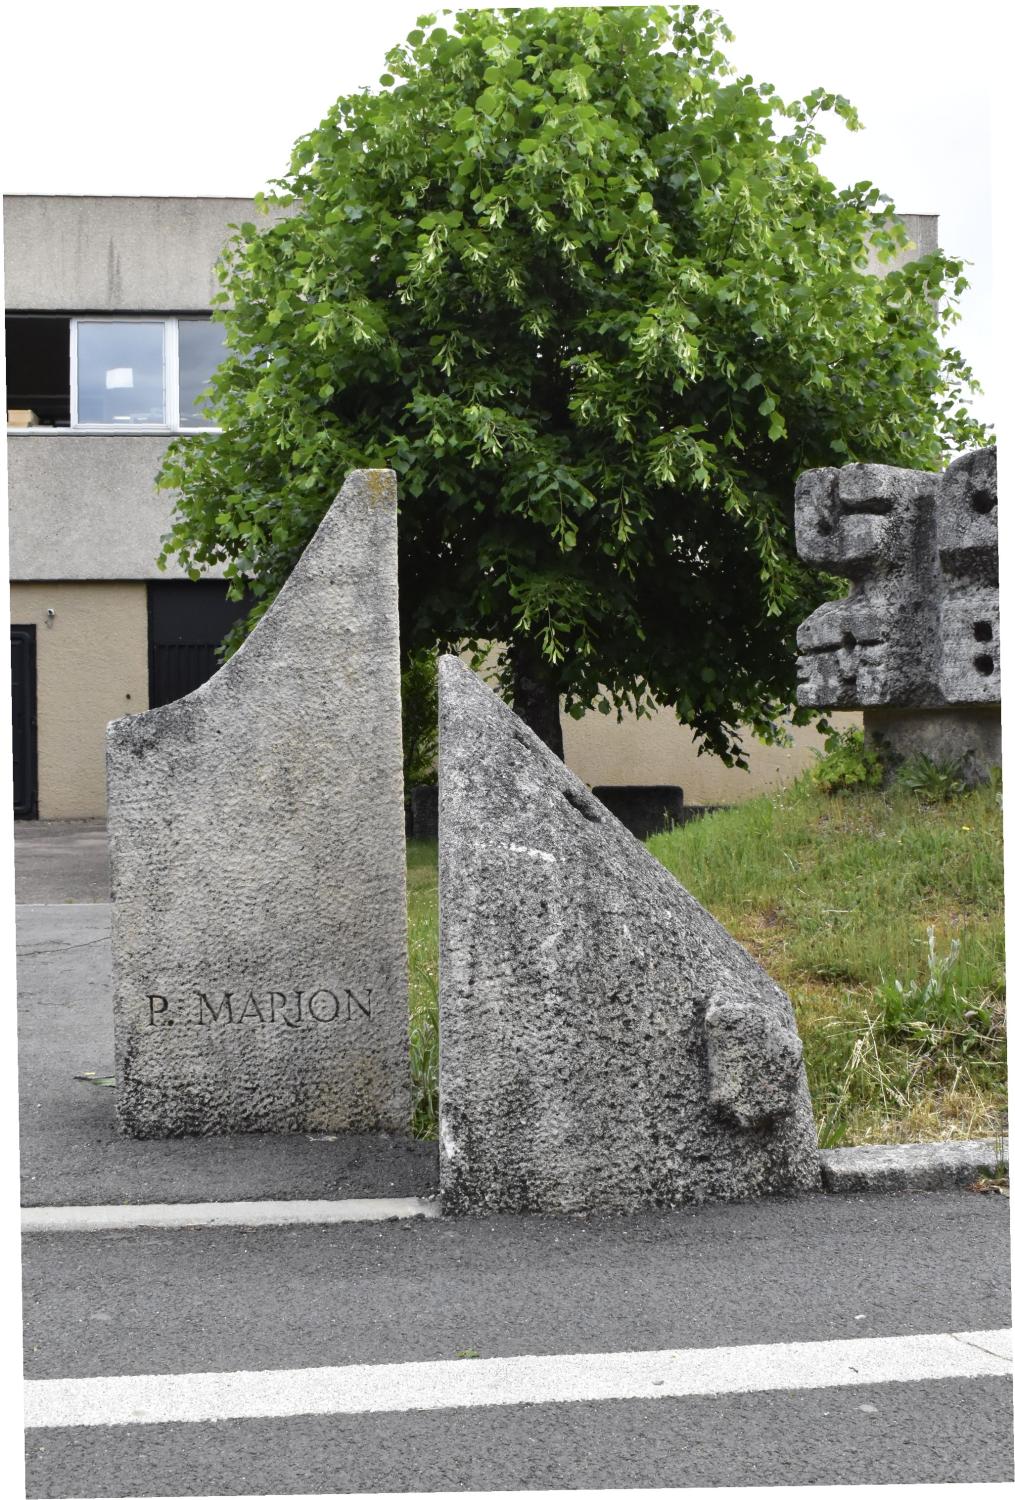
[159,4,988,762]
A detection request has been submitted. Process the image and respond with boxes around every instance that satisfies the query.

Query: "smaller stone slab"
[437,657,821,1215]
[107,470,410,1138]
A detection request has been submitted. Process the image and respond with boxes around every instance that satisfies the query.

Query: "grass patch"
[648,777,1005,1147]
[405,780,1006,1147]
[407,841,439,1138]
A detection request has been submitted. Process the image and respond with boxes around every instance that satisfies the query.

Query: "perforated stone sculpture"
[795,446,999,779]
[437,656,820,1215]
[107,470,410,1137]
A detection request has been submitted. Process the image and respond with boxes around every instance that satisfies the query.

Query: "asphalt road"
[25,1377,1013,1495]
[23,1191,1012,1495]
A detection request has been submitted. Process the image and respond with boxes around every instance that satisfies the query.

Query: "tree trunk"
[509,638,565,759]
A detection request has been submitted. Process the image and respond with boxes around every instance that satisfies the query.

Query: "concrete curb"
[819,1137,1008,1194]
[21,1196,442,1233]
[20,1145,1007,1232]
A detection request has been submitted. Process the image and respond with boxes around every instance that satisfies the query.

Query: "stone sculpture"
[437,656,821,1215]
[795,446,999,779]
[107,470,410,1137]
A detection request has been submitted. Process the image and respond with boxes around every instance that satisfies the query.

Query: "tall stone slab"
[108,470,410,1137]
[437,657,820,1215]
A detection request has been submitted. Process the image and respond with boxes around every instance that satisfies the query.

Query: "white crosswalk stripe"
[25,1328,1011,1430]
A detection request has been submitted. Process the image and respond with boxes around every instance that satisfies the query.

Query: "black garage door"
[147,583,250,709]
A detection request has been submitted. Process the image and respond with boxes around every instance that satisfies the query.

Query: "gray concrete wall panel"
[866,213,938,279]
[7,434,213,580]
[3,195,288,311]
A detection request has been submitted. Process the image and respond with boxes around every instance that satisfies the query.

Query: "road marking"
[21,1197,441,1233]
[24,1329,1011,1429]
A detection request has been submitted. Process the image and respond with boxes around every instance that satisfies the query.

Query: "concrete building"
[6,195,931,819]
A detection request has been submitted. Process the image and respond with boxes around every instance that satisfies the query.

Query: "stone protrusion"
[704,997,804,1129]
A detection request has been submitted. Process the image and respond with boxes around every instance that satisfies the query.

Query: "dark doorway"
[147,582,250,709]
[11,625,38,818]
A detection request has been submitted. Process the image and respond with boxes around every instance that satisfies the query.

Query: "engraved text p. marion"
[144,989,373,1028]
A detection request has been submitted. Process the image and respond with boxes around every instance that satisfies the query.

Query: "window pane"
[77,322,165,425]
[178,319,226,428]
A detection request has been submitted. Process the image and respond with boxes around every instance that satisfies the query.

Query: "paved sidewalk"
[14,819,110,904]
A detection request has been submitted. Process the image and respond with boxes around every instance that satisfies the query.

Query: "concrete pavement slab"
[16,904,436,1207]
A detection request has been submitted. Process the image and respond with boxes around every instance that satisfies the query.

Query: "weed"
[409,973,439,1139]
[811,727,884,794]
[895,753,968,804]
[880,927,968,1040]
[988,764,1003,809]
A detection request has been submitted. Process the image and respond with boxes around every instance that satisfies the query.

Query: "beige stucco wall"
[10,582,149,818]
[468,649,861,803]
[562,706,862,804]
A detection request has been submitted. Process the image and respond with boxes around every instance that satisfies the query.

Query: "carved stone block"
[795,447,999,714]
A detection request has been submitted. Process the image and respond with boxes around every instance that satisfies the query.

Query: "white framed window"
[70,317,225,431]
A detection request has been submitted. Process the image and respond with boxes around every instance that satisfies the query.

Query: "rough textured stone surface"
[794,446,999,779]
[821,1138,1008,1194]
[437,657,820,1215]
[107,470,410,1138]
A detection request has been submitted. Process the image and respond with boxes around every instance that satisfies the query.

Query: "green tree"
[159,4,987,761]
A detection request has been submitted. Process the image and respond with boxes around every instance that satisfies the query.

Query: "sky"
[0,0,1004,429]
